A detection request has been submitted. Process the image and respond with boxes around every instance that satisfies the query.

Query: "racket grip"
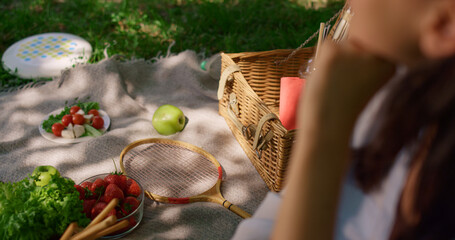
[222,200,251,219]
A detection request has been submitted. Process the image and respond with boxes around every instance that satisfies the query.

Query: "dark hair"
[353,56,455,239]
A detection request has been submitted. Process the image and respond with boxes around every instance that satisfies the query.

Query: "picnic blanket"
[0,50,270,239]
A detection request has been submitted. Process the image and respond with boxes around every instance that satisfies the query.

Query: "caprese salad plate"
[39,103,110,144]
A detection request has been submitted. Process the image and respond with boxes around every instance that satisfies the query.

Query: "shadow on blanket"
[0,50,269,240]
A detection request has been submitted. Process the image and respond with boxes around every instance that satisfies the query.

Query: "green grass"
[0,0,344,90]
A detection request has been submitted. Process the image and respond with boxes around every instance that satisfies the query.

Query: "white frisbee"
[2,32,92,79]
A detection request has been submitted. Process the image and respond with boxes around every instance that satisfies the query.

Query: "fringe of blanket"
[1,41,182,95]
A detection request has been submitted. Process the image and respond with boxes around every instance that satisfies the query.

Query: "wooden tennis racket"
[119,138,251,218]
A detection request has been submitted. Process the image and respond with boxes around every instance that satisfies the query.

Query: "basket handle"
[252,113,278,158]
[219,64,279,158]
[226,92,277,151]
[217,65,241,100]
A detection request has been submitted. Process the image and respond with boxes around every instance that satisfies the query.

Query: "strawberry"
[104,173,127,193]
[80,181,94,199]
[103,174,118,185]
[104,183,124,203]
[128,216,137,228]
[91,202,107,220]
[121,196,140,216]
[82,199,96,218]
[116,208,126,219]
[80,181,92,189]
[107,208,117,217]
[90,178,108,198]
[74,184,85,200]
[125,178,141,197]
[119,174,128,193]
[99,195,107,203]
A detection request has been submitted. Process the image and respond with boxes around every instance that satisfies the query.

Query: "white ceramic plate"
[39,108,110,144]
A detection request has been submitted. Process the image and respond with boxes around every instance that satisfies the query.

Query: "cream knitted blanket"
[0,51,269,239]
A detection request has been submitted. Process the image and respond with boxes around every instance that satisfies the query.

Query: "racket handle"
[222,200,251,219]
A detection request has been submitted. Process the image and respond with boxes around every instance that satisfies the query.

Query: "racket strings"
[123,142,219,198]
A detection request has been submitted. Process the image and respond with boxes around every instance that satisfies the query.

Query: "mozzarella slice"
[73,124,85,138]
[61,129,75,139]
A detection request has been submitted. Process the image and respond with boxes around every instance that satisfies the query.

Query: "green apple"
[32,165,60,187]
[152,104,186,136]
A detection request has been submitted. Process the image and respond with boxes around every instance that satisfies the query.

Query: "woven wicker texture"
[218,3,351,192]
[219,47,315,192]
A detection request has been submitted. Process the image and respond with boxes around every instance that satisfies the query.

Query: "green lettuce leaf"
[0,174,90,239]
[77,102,99,114]
[41,106,70,133]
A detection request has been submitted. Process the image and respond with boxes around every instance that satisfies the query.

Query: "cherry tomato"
[72,114,85,125]
[88,109,100,116]
[61,114,73,126]
[70,106,81,115]
[91,116,104,129]
[52,123,65,137]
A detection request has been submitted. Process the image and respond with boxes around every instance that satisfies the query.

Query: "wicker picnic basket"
[218,4,351,192]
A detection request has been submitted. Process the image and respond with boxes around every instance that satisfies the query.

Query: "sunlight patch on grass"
[0,0,344,89]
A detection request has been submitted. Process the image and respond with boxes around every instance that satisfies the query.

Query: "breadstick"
[70,215,117,240]
[86,219,130,240]
[86,198,119,229]
[60,222,78,240]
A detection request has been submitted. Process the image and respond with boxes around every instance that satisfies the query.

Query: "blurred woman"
[232,0,455,239]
